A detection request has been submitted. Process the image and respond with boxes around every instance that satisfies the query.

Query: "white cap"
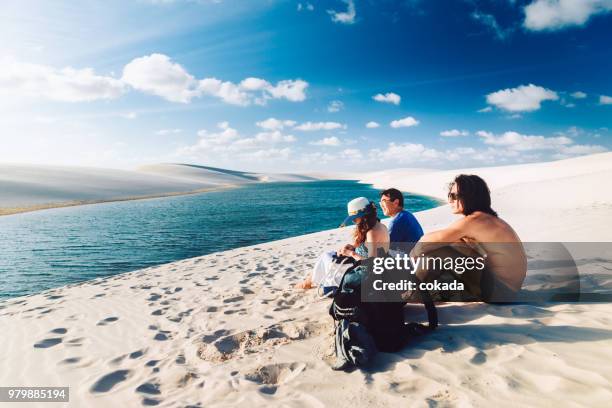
[340,197,373,227]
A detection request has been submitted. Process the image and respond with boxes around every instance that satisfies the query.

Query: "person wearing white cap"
[295,197,389,290]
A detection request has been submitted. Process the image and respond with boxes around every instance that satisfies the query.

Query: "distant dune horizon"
[0,162,325,216]
[2,152,611,217]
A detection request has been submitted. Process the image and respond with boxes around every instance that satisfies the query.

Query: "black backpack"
[329,255,438,371]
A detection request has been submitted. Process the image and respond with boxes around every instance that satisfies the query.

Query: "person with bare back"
[411,174,527,303]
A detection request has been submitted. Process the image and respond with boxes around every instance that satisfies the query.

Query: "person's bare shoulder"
[466,211,520,241]
[368,222,389,241]
[463,211,496,232]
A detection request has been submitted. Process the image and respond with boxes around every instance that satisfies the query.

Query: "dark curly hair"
[353,202,380,246]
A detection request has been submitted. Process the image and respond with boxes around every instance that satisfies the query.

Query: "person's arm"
[341,228,386,260]
[412,217,471,256]
[388,217,400,244]
[421,217,469,242]
[364,227,389,259]
[338,244,364,260]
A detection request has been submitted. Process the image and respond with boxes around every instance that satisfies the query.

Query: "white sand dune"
[138,163,317,184]
[0,163,320,215]
[362,152,612,241]
[1,153,612,407]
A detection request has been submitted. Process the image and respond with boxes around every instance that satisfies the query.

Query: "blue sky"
[1,0,611,172]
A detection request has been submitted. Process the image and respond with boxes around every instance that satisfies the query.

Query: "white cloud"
[4,53,309,106]
[486,84,559,112]
[471,11,513,40]
[476,130,573,151]
[440,129,469,137]
[199,78,251,106]
[370,143,442,162]
[571,91,587,99]
[478,106,493,113]
[122,53,308,105]
[156,128,182,135]
[248,147,292,160]
[256,118,297,130]
[312,136,341,146]
[328,0,356,24]
[340,148,362,160]
[298,151,335,164]
[523,0,612,31]
[390,116,419,128]
[120,112,138,119]
[294,121,347,131]
[178,122,295,159]
[265,79,309,102]
[359,128,608,167]
[560,126,583,137]
[373,92,401,105]
[122,53,199,103]
[0,57,125,102]
[599,95,612,105]
[365,121,380,128]
[328,100,344,112]
[297,2,314,11]
[555,144,607,155]
[234,131,296,148]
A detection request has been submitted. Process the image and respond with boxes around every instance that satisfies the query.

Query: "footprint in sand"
[65,337,86,347]
[34,338,63,348]
[129,349,146,359]
[154,332,171,341]
[110,355,127,366]
[223,296,244,304]
[136,382,161,395]
[198,321,328,362]
[97,316,119,326]
[59,357,81,365]
[145,360,159,367]
[201,329,231,344]
[470,351,487,365]
[244,362,307,386]
[46,294,64,300]
[50,327,68,334]
[90,370,131,393]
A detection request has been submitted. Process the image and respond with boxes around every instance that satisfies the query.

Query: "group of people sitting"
[297,174,527,303]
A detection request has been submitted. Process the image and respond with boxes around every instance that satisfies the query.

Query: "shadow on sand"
[361,301,612,376]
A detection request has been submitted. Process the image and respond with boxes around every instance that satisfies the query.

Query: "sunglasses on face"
[447,192,460,202]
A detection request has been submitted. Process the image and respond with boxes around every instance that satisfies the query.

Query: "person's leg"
[294,275,313,289]
[480,269,518,303]
[413,245,484,302]
[295,250,336,290]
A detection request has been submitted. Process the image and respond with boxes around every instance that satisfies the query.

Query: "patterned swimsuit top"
[355,242,368,258]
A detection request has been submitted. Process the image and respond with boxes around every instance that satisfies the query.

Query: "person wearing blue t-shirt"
[379,188,424,253]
